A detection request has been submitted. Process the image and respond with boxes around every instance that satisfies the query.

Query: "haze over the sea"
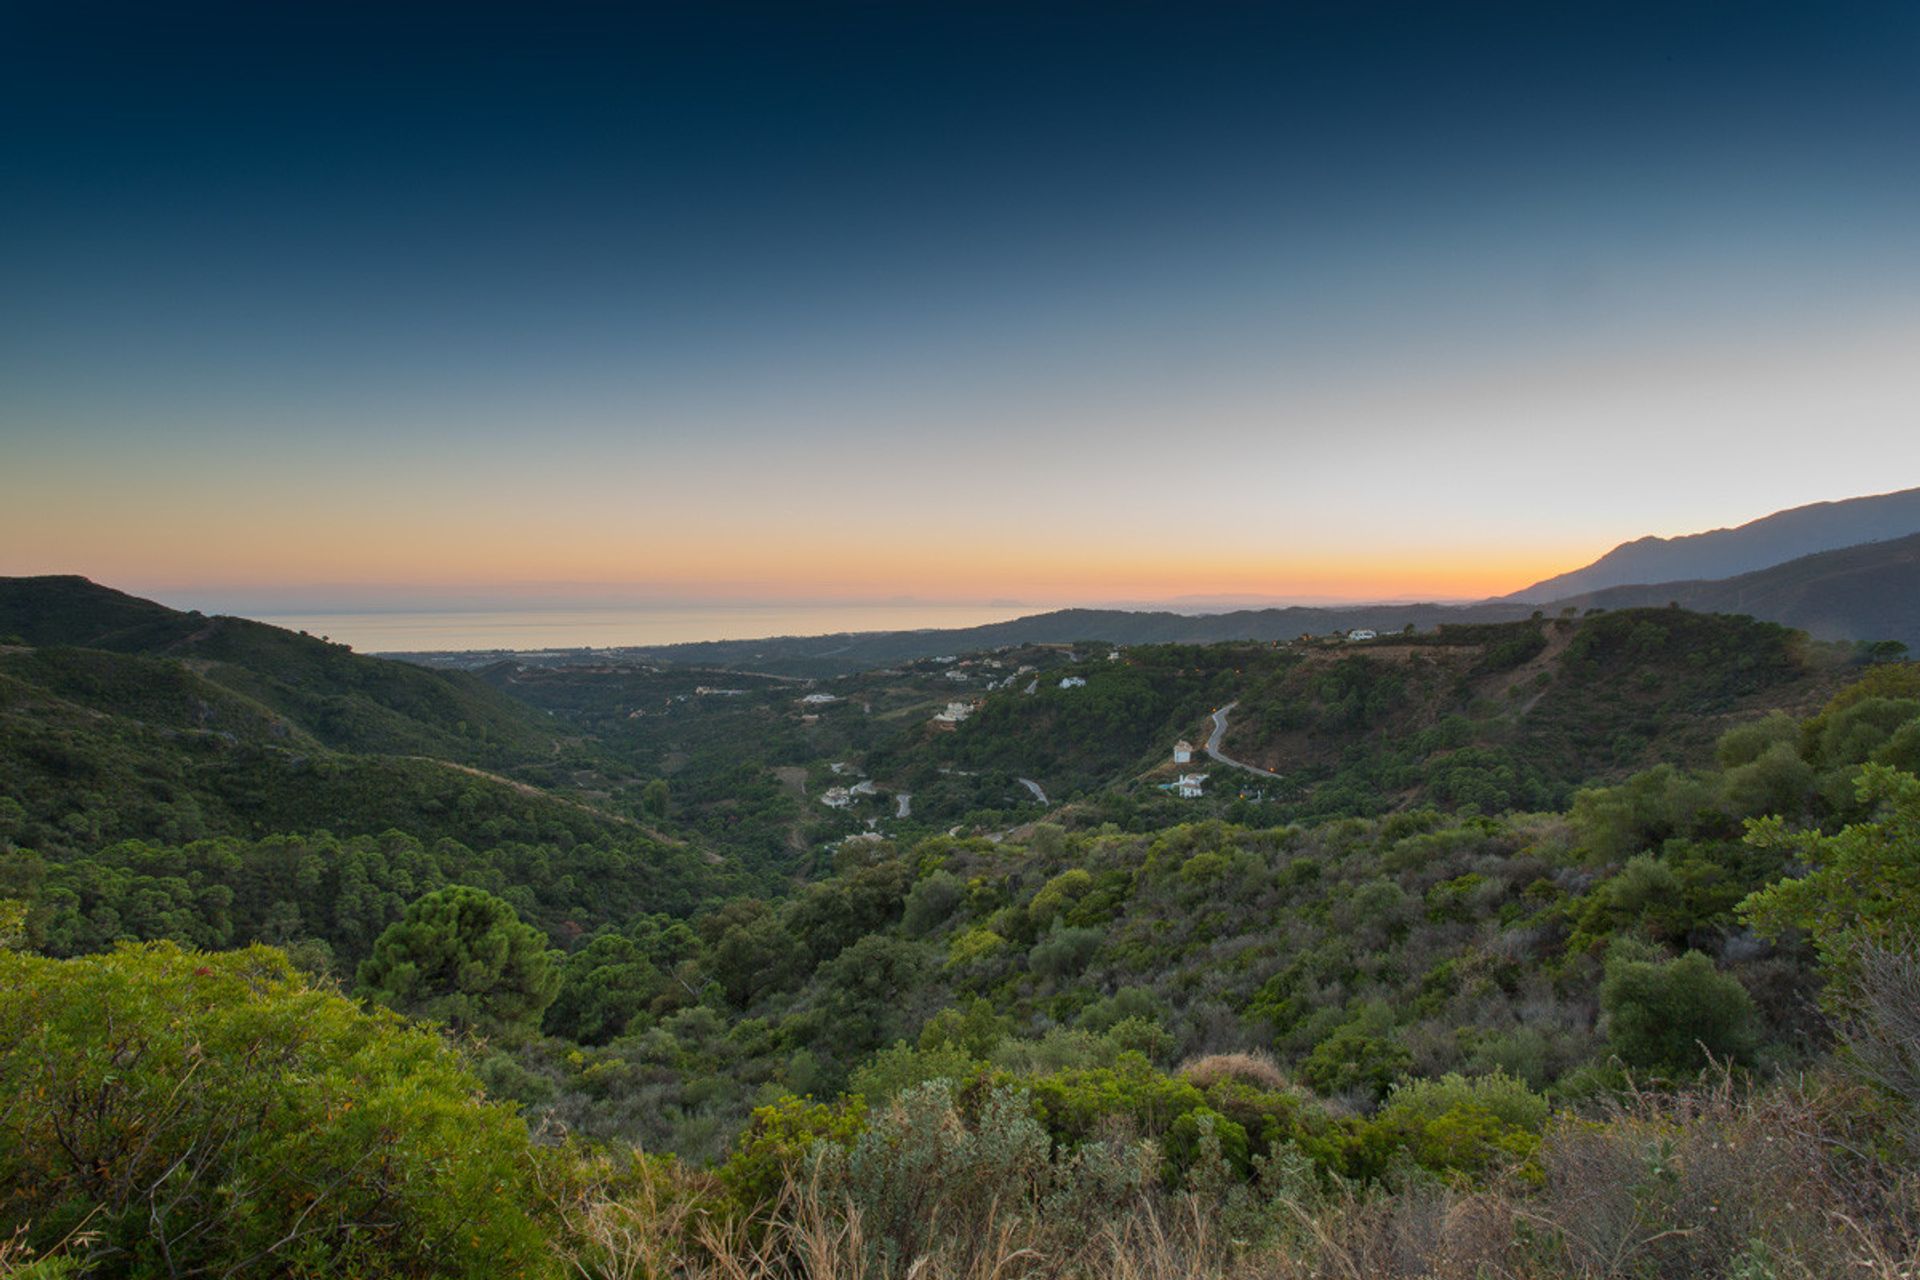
[244,603,1038,653]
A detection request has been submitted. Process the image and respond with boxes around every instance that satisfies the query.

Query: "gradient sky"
[4,1,1918,612]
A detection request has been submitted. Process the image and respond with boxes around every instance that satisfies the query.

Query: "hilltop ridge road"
[1205,702,1284,780]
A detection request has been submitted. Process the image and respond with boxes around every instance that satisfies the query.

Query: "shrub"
[918,996,1012,1058]
[1025,1056,1206,1145]
[1105,1015,1176,1063]
[1369,1102,1543,1181]
[1029,920,1103,980]
[1165,1106,1252,1181]
[819,1081,1051,1271]
[1301,1011,1412,1103]
[1179,1050,1288,1092]
[1600,947,1757,1074]
[0,942,554,1278]
[1026,868,1094,928]
[1744,764,1920,993]
[716,1093,866,1211]
[901,870,965,936]
[1835,936,1920,1154]
[945,926,1006,970]
[1074,984,1163,1033]
[849,1040,981,1105]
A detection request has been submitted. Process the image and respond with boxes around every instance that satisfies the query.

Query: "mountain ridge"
[1549,529,1920,650]
[1503,485,1920,601]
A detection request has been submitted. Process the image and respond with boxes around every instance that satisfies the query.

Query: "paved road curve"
[1205,702,1284,780]
[1017,777,1050,805]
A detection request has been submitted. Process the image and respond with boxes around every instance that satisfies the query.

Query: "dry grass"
[547,1070,1920,1280]
[1178,1051,1289,1093]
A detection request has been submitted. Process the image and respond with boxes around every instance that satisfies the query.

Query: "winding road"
[1017,777,1050,806]
[1204,702,1284,780]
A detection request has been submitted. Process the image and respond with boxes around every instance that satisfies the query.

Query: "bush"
[1371,1070,1549,1180]
[1836,936,1920,1154]
[1028,920,1103,980]
[0,942,554,1278]
[1301,1010,1412,1103]
[716,1093,866,1211]
[849,1039,981,1104]
[1179,1050,1288,1092]
[1165,1106,1252,1180]
[918,997,1012,1058]
[1386,1071,1548,1129]
[1105,1015,1175,1063]
[1744,764,1920,991]
[819,1081,1051,1271]
[901,870,965,936]
[1600,947,1757,1074]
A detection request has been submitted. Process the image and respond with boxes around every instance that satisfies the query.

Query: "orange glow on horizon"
[11,529,1586,606]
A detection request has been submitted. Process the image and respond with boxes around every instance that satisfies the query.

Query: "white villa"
[933,701,974,724]
[1174,772,1208,798]
[1059,676,1087,689]
[1347,629,1378,642]
[821,787,854,809]
[1173,740,1194,764]
[800,692,840,705]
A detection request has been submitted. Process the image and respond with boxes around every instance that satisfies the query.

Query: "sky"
[4,1,1918,615]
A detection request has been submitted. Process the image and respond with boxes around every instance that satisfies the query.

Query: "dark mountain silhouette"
[1550,531,1920,652]
[1505,486,1920,601]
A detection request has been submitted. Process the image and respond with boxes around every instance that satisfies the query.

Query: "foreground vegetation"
[3,579,1919,1276]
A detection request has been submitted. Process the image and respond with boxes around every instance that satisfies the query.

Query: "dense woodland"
[3,578,1920,1278]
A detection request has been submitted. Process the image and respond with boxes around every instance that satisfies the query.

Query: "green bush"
[716,1093,867,1211]
[850,1039,982,1104]
[1601,946,1757,1074]
[902,870,966,936]
[820,1081,1051,1271]
[0,942,554,1278]
[919,997,1013,1058]
[1301,1009,1412,1102]
[1028,920,1103,980]
[1744,764,1920,992]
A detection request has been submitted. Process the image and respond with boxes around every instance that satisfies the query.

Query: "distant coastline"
[251,603,1037,653]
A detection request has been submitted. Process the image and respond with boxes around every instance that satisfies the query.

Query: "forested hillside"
[0,575,567,764]
[1551,531,1920,652]
[5,584,1920,1277]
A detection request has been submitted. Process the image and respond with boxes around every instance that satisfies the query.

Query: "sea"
[250,603,1035,654]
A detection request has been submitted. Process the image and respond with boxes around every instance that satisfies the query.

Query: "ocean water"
[251,603,1035,653]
